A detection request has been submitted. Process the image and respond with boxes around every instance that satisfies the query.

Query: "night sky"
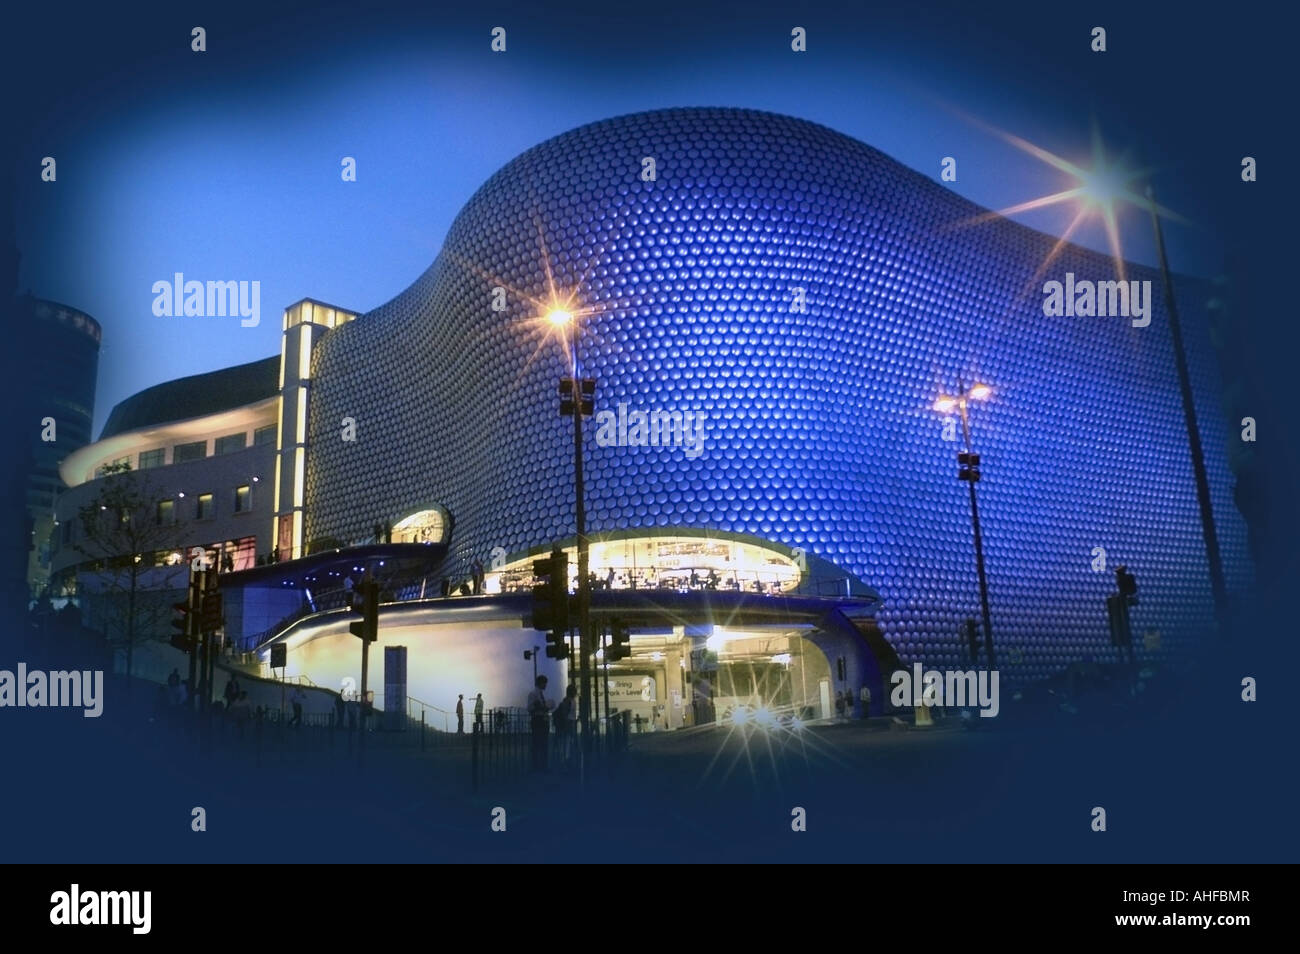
[8,0,1289,436]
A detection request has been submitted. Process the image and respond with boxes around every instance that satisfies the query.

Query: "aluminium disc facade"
[304,107,1250,681]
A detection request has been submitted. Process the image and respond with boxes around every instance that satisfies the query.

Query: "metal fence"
[165,700,631,788]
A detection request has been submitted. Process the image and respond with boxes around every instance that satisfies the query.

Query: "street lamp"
[1141,187,1226,628]
[1073,178,1229,628]
[934,381,996,667]
[548,302,595,744]
[978,121,1228,630]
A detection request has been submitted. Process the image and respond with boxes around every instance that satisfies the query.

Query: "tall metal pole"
[186,566,200,708]
[1146,187,1228,629]
[602,625,611,728]
[570,330,593,747]
[958,397,996,668]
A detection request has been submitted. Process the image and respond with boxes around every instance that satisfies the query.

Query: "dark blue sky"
[8,0,1288,435]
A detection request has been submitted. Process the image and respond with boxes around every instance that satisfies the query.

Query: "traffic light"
[201,590,223,633]
[545,630,569,660]
[348,580,380,643]
[957,451,981,482]
[836,656,846,681]
[1116,565,1138,606]
[169,571,199,652]
[531,549,570,658]
[607,618,631,661]
[532,549,569,632]
[559,378,596,417]
[169,601,195,653]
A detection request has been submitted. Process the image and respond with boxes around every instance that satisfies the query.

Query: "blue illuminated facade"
[303,107,1250,681]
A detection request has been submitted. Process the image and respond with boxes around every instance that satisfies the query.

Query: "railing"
[156,696,633,789]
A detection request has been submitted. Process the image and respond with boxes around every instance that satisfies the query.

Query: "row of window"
[99,424,276,476]
[157,485,254,524]
[58,484,255,547]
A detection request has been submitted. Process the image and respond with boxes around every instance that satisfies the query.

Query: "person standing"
[835,690,845,720]
[527,676,550,771]
[553,685,578,766]
[456,694,465,733]
[289,686,305,727]
[473,692,484,731]
[859,682,872,720]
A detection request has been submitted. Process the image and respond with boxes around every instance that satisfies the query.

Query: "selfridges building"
[298,107,1249,682]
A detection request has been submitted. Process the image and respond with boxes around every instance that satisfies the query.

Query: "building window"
[215,432,247,455]
[197,493,215,520]
[234,485,251,513]
[138,448,165,470]
[254,424,277,446]
[174,440,206,463]
[156,499,174,526]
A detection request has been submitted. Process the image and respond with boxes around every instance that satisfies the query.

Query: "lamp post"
[965,123,1230,633]
[935,381,996,667]
[548,307,594,745]
[1143,185,1228,629]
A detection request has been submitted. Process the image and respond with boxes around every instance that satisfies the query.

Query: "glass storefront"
[485,532,802,597]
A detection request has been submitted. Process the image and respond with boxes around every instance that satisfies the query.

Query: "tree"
[73,461,190,685]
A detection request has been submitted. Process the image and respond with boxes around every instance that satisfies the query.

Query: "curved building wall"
[304,107,1250,681]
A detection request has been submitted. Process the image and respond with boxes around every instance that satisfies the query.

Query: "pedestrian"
[553,685,577,767]
[223,674,239,710]
[456,694,465,733]
[289,686,305,727]
[334,691,346,730]
[527,675,550,771]
[473,692,484,730]
[835,690,845,720]
[859,682,872,719]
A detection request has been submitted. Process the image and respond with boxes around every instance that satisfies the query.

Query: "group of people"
[455,692,486,733]
[835,684,873,720]
[525,676,579,771]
